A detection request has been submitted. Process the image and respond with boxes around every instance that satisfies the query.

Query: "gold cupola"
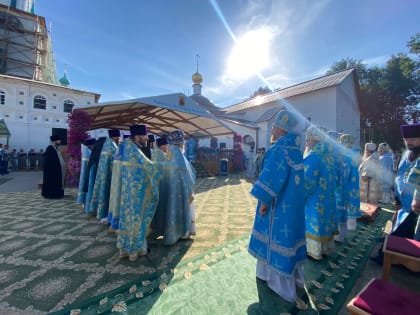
[192,71,203,84]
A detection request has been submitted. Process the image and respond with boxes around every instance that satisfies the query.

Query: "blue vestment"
[161,144,196,245]
[117,140,160,254]
[336,146,360,224]
[108,140,126,230]
[151,148,170,236]
[89,138,118,219]
[394,151,417,230]
[248,133,306,277]
[304,141,338,258]
[77,144,91,204]
[408,157,420,240]
[379,152,394,191]
[84,137,106,215]
[408,157,420,200]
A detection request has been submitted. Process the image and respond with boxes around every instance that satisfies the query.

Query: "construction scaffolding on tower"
[0,4,57,84]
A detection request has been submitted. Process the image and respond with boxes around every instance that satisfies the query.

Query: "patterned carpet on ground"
[0,173,392,314]
[0,174,257,314]
[53,209,392,315]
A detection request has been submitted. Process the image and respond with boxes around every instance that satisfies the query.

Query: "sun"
[225,28,274,81]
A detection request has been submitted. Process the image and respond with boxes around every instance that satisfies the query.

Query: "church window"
[33,95,46,110]
[0,90,5,105]
[63,100,74,113]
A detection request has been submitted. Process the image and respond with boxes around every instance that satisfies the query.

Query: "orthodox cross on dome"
[196,53,200,72]
[192,54,203,89]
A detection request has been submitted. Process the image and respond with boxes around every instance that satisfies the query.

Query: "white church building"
[0,2,99,151]
[0,74,99,150]
[190,68,361,152]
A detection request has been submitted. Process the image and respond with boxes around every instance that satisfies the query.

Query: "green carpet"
[0,174,257,314]
[53,209,392,315]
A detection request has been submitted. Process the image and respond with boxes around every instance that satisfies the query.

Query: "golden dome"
[192,72,203,84]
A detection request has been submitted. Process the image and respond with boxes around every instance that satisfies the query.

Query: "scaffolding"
[0,4,57,84]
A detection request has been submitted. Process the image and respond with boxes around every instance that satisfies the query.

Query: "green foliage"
[327,35,419,150]
[407,33,420,55]
[250,86,272,98]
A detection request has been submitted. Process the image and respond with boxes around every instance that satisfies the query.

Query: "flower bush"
[66,110,92,186]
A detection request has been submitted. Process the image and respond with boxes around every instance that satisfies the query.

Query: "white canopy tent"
[76,93,234,138]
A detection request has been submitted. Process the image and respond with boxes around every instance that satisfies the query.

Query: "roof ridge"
[223,68,354,110]
[274,67,354,93]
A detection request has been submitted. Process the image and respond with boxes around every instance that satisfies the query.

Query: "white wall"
[0,76,97,151]
[336,75,360,146]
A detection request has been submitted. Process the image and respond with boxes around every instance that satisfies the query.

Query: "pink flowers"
[66,110,92,186]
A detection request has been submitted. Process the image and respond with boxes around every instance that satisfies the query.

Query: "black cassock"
[141,146,151,160]
[41,144,64,199]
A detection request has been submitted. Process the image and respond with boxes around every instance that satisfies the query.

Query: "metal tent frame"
[76,93,234,138]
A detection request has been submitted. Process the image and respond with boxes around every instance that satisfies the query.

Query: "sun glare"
[225,28,273,81]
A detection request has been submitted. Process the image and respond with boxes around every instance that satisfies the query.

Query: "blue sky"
[35,0,419,108]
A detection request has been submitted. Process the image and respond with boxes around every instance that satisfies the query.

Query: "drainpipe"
[255,127,259,152]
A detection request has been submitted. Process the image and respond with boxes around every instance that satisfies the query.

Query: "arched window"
[33,95,46,110]
[0,90,5,105]
[63,100,75,113]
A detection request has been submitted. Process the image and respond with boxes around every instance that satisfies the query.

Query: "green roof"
[0,119,11,136]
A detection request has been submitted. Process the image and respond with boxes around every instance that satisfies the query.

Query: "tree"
[407,33,420,55]
[250,86,272,98]
[326,58,368,83]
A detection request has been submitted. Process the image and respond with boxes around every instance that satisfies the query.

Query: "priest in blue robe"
[338,134,360,233]
[304,126,338,260]
[77,138,96,206]
[378,143,394,203]
[393,123,420,237]
[88,129,120,219]
[84,137,106,215]
[108,134,130,232]
[151,137,170,237]
[408,155,420,240]
[248,109,307,303]
[161,129,196,245]
[117,125,160,261]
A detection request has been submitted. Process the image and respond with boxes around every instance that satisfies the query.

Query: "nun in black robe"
[42,135,65,199]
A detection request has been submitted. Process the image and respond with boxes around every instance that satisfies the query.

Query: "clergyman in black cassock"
[42,135,66,199]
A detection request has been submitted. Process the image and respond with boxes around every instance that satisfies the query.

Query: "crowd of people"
[0,144,45,174]
[38,112,420,306]
[41,124,196,262]
[248,109,420,304]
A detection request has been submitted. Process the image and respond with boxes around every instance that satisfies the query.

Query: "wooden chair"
[347,278,420,315]
[382,235,420,281]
